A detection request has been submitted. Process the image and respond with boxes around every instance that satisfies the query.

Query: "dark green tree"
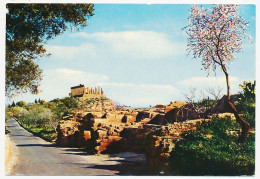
[239,80,256,102]
[35,99,38,104]
[12,101,16,107]
[16,101,26,107]
[6,3,94,97]
[39,99,46,105]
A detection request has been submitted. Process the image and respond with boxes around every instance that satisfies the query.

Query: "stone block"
[108,136,122,143]
[96,130,107,138]
[106,113,116,120]
[165,106,175,114]
[115,114,124,120]
[83,130,91,141]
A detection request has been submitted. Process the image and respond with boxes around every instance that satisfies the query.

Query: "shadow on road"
[86,157,147,175]
[56,147,148,175]
[16,144,56,147]
[9,134,27,137]
[86,152,147,175]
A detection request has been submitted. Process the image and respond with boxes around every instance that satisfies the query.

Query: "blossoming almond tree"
[184,4,251,142]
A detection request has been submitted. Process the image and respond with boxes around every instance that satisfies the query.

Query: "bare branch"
[182,87,197,103]
[206,86,223,100]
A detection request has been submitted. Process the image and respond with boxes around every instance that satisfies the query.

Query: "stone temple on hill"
[70,84,106,100]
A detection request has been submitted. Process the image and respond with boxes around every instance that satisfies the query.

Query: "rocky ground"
[6,96,239,175]
[56,99,212,174]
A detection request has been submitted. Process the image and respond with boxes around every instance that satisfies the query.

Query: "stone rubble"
[56,99,212,174]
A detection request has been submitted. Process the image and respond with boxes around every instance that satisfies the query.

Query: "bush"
[8,105,58,141]
[49,97,79,118]
[5,96,80,142]
[236,80,255,128]
[197,98,216,109]
[16,100,26,107]
[169,117,255,176]
[5,108,14,121]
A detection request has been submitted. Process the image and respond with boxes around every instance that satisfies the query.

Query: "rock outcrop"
[56,99,210,173]
[145,119,209,175]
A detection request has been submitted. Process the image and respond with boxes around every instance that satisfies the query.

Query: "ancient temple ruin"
[70,84,106,100]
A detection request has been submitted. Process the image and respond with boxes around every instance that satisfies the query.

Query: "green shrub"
[239,80,255,101]
[8,105,59,141]
[236,80,255,128]
[169,117,255,176]
[6,97,80,142]
[197,98,216,109]
[16,101,26,107]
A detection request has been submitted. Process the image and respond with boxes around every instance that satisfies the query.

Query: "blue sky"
[11,4,256,107]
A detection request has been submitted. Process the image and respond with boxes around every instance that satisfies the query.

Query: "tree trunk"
[222,65,250,142]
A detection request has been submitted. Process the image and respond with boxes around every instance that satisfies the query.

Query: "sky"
[9,4,256,107]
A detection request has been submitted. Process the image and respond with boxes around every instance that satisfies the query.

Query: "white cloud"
[11,68,109,103]
[180,76,239,86]
[48,68,109,83]
[46,43,98,60]
[98,82,180,107]
[11,68,181,107]
[179,76,244,97]
[46,31,185,61]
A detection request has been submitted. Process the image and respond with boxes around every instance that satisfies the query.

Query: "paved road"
[6,118,146,176]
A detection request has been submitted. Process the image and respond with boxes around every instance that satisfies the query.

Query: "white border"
[0,1,258,179]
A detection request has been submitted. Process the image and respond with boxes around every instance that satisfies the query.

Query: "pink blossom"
[184,4,250,75]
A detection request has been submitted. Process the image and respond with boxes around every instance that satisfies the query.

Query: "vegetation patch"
[169,117,255,176]
[5,97,80,142]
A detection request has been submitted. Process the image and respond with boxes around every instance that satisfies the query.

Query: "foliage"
[50,97,79,118]
[197,98,216,109]
[5,108,14,121]
[170,117,255,175]
[239,80,256,101]
[184,4,249,75]
[16,100,26,107]
[184,4,251,142]
[22,125,57,142]
[243,112,255,129]
[39,99,46,105]
[6,4,94,97]
[237,80,256,128]
[5,96,81,141]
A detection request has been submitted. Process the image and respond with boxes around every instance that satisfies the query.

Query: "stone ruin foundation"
[56,100,210,174]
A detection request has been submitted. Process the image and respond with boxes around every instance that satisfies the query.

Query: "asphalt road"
[6,118,146,176]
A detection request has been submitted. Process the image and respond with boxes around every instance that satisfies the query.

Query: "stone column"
[98,86,100,94]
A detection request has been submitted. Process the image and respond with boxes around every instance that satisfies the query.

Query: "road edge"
[5,134,17,175]
[13,117,56,144]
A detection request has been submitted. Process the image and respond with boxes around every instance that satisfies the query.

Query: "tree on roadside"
[184,5,251,142]
[6,4,94,98]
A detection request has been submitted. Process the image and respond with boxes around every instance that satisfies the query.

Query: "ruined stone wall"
[145,119,209,175]
[80,94,106,100]
[70,84,106,99]
[55,99,226,174]
[71,86,86,97]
